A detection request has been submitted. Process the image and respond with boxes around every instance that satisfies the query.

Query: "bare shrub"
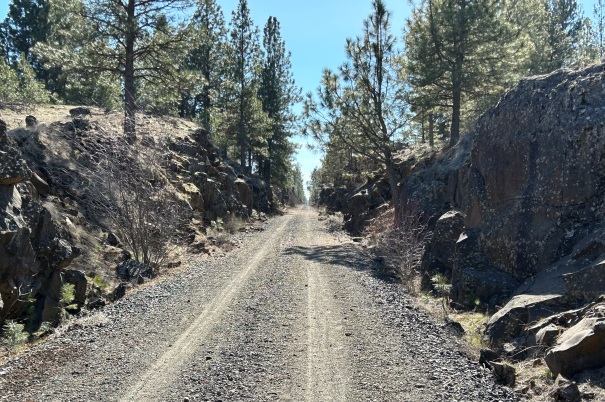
[44,122,187,277]
[364,204,427,293]
[224,213,245,234]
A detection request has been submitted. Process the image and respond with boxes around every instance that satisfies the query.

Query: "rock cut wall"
[467,64,605,281]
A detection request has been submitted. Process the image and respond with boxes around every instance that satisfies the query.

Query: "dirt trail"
[120,218,291,401]
[0,207,518,401]
[304,216,349,401]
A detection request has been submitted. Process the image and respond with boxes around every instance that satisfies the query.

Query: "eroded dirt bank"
[0,207,516,401]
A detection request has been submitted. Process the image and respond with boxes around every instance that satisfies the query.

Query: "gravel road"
[0,207,518,401]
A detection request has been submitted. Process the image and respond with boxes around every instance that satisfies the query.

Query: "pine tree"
[0,22,10,62]
[35,0,189,137]
[0,54,49,105]
[404,0,515,146]
[2,0,50,65]
[259,16,300,188]
[1,0,67,93]
[305,0,408,220]
[222,0,268,169]
[181,0,227,128]
[594,0,605,58]
[523,0,583,73]
[16,53,49,103]
[0,58,19,104]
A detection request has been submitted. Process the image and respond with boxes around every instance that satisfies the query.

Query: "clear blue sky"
[0,0,597,193]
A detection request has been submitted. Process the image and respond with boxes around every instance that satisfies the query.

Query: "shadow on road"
[284,244,398,283]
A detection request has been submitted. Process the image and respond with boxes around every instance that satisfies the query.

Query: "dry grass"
[449,311,490,358]
[509,358,555,400]
[0,105,198,141]
[325,212,345,233]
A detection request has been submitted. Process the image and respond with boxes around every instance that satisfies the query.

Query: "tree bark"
[450,62,462,147]
[123,0,137,142]
[428,112,434,147]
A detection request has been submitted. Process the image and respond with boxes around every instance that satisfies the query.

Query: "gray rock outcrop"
[420,66,605,382]
[0,119,82,325]
[414,65,605,316]
[545,317,605,377]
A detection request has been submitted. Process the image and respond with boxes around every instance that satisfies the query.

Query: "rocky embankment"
[0,108,274,330]
[318,63,605,397]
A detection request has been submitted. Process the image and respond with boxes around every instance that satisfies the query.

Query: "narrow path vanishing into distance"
[0,207,518,401]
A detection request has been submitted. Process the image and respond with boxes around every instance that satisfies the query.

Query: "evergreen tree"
[136,13,197,115]
[259,16,300,188]
[31,0,122,108]
[0,54,49,105]
[181,0,227,128]
[288,162,306,204]
[525,0,583,73]
[221,0,268,169]
[1,0,66,93]
[16,52,49,103]
[593,0,605,58]
[0,58,19,104]
[404,0,515,146]
[305,0,408,220]
[35,0,190,137]
[574,17,599,66]
[2,0,50,64]
[0,22,10,62]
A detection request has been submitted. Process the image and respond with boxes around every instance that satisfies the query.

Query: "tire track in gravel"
[119,216,292,401]
[304,215,349,402]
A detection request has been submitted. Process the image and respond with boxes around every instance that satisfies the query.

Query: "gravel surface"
[0,207,519,401]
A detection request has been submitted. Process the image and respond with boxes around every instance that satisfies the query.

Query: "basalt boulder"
[0,122,32,185]
[466,65,605,282]
[545,313,605,377]
[1,121,80,324]
[420,210,465,289]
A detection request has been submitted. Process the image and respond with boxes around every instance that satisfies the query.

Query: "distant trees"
[0,0,65,96]
[5,0,604,212]
[525,0,584,73]
[0,0,302,199]
[594,0,605,57]
[402,0,589,147]
[307,0,595,222]
[0,53,49,106]
[0,0,50,68]
[36,0,191,138]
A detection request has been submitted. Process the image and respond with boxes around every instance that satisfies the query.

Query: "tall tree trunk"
[428,112,434,147]
[263,140,272,183]
[240,142,246,169]
[450,63,462,147]
[239,102,246,167]
[124,0,137,142]
[200,53,211,128]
